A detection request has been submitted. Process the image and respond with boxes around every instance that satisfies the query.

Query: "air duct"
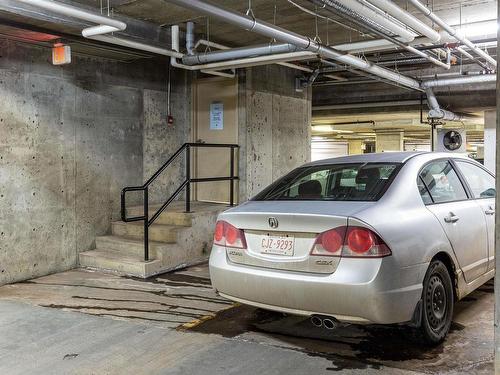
[164,0,422,91]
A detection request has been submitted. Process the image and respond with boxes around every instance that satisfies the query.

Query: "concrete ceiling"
[66,0,497,47]
[0,0,496,136]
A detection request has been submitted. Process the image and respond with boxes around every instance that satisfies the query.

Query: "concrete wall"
[484,110,496,173]
[0,39,185,285]
[238,65,312,200]
[143,67,191,204]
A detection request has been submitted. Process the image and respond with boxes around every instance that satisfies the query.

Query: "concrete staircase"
[79,201,227,278]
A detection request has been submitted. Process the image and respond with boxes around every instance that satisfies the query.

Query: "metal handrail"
[120,143,239,261]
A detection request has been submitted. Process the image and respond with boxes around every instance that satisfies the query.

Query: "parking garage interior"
[0,0,499,374]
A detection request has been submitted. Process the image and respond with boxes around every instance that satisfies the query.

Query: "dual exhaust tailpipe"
[310,315,339,330]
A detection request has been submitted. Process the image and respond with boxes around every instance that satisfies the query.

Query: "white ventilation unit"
[435,128,466,153]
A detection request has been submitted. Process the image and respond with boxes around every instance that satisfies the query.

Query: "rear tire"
[419,260,454,345]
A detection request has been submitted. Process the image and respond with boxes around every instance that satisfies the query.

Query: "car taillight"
[310,226,391,258]
[310,227,346,256]
[213,220,247,249]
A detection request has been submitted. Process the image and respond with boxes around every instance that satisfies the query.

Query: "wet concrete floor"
[0,264,493,374]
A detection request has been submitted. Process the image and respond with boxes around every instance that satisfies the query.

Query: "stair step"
[125,207,193,227]
[125,201,226,227]
[79,250,162,278]
[111,221,178,243]
[95,235,169,258]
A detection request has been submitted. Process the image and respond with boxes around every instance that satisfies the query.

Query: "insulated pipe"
[421,74,496,88]
[193,39,317,73]
[311,0,450,69]
[88,34,183,58]
[364,0,440,42]
[328,0,417,42]
[182,43,301,65]
[425,88,466,121]
[16,0,126,36]
[171,26,315,72]
[408,0,497,67]
[186,21,195,55]
[164,0,422,91]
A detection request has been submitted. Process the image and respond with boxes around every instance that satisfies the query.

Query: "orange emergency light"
[52,43,71,65]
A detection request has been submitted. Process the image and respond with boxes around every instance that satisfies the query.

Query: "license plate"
[260,234,295,256]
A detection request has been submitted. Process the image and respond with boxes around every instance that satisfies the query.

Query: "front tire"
[420,260,454,345]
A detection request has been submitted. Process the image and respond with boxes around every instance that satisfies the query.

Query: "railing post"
[230,146,235,207]
[144,187,149,262]
[185,145,191,213]
[120,189,126,221]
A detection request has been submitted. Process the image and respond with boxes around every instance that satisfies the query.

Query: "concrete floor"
[0,264,493,374]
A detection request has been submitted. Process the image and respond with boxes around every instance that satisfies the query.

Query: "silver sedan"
[209,152,495,344]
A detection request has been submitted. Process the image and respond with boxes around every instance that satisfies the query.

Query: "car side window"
[419,160,468,203]
[454,161,496,199]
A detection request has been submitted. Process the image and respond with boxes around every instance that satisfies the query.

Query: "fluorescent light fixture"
[312,125,354,133]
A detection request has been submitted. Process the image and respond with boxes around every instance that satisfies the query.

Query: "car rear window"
[253,163,401,201]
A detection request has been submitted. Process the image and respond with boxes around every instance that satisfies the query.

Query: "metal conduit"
[164,0,422,91]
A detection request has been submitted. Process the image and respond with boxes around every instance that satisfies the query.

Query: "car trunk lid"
[219,201,374,274]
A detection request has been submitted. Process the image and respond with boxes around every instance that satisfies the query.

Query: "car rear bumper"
[209,245,428,324]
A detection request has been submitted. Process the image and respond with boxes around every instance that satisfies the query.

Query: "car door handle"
[485,206,495,215]
[444,213,459,223]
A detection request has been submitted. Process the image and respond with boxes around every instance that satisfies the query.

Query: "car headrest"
[355,168,380,186]
[298,180,322,198]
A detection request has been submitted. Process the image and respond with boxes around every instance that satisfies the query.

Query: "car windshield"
[253,163,401,201]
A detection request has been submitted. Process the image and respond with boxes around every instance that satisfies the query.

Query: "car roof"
[305,151,429,166]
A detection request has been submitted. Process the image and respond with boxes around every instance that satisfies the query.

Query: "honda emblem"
[268,217,279,229]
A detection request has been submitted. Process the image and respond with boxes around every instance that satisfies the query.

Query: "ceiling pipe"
[186,21,195,55]
[88,34,183,58]
[408,0,497,67]
[193,39,317,73]
[421,74,496,88]
[15,0,126,37]
[182,43,302,65]
[171,25,318,75]
[425,88,466,121]
[311,0,450,69]
[325,0,417,42]
[164,0,422,91]
[363,0,440,42]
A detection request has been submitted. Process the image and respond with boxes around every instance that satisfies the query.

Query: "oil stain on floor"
[186,280,494,374]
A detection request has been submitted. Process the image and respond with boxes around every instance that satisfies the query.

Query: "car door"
[453,160,495,272]
[419,159,488,283]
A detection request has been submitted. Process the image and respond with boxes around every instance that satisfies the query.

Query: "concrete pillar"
[348,140,364,155]
[240,65,312,200]
[375,130,404,152]
[484,110,496,173]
